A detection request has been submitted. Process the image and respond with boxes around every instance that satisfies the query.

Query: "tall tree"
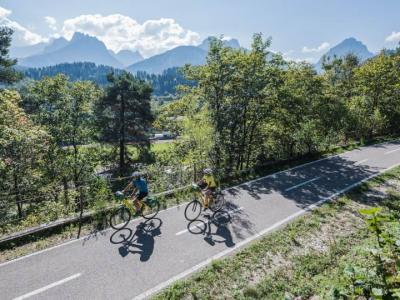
[354,53,400,137]
[0,90,49,218]
[96,71,153,174]
[0,27,22,84]
[24,75,101,207]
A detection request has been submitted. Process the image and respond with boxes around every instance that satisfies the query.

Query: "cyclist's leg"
[203,189,211,208]
[135,192,148,211]
[132,194,141,211]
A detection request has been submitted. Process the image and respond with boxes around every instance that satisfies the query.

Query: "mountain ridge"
[315,37,374,71]
[127,36,241,74]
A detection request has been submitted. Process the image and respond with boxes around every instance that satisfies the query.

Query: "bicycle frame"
[192,184,214,207]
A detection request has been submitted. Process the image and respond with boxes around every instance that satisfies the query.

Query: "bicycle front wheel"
[110,206,131,229]
[184,199,202,221]
[141,201,160,220]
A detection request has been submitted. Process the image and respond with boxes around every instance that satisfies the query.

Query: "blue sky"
[1,0,399,61]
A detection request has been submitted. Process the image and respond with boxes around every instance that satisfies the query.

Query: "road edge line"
[13,273,81,300]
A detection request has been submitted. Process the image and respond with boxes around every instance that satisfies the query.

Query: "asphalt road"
[1,140,400,300]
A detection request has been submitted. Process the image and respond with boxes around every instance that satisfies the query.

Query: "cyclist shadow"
[110,218,162,262]
[188,210,235,248]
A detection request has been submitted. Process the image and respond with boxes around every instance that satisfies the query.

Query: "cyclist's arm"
[122,182,133,193]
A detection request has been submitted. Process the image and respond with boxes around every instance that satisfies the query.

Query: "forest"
[1,26,400,238]
[22,63,195,96]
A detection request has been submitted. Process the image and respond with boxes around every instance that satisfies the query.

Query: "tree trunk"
[119,93,126,175]
[14,173,22,219]
[76,186,84,238]
[246,121,258,168]
[63,176,69,206]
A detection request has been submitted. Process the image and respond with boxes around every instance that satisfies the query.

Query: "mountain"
[19,32,123,68]
[198,36,241,51]
[127,45,206,74]
[10,37,68,59]
[10,42,47,59]
[111,50,143,67]
[127,36,241,74]
[42,37,69,54]
[315,37,374,71]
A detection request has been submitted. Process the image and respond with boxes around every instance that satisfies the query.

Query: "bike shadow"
[109,218,162,262]
[187,210,236,248]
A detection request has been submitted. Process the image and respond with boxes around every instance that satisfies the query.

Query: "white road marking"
[1,139,399,268]
[354,159,368,165]
[176,207,244,236]
[385,147,400,155]
[13,273,81,300]
[285,176,321,192]
[133,162,400,300]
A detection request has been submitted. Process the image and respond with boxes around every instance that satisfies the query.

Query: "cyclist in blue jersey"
[122,171,149,213]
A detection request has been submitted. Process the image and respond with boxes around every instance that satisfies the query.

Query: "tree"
[0,90,49,218]
[322,54,360,141]
[354,53,400,137]
[96,71,154,174]
[24,75,101,208]
[0,27,22,84]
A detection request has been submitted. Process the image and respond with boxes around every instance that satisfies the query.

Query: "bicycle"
[184,183,226,221]
[109,191,160,230]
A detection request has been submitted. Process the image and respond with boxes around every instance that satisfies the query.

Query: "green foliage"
[24,64,195,96]
[0,26,22,84]
[0,89,50,219]
[95,71,154,174]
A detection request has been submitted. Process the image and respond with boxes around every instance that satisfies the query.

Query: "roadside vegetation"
[0,24,400,249]
[153,167,400,300]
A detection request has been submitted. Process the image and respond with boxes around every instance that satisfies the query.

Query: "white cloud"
[0,5,47,46]
[385,31,400,43]
[45,16,57,31]
[302,42,330,53]
[0,6,11,18]
[280,50,316,63]
[60,14,201,57]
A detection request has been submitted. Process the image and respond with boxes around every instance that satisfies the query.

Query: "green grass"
[152,166,400,300]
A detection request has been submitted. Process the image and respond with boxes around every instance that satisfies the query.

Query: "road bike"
[184,183,226,221]
[109,192,160,230]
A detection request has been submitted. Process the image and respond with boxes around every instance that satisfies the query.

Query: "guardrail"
[0,184,191,246]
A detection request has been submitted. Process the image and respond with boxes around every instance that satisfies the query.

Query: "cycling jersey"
[203,174,217,188]
[132,178,148,193]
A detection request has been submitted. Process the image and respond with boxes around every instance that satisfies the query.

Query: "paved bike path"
[1,141,400,300]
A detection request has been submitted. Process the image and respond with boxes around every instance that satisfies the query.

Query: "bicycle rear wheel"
[184,199,202,221]
[141,201,160,220]
[110,206,131,229]
[209,193,226,212]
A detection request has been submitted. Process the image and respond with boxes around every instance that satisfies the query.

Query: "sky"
[1,0,399,61]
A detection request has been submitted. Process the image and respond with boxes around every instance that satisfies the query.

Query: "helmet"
[203,168,212,175]
[131,171,141,178]
[115,191,124,199]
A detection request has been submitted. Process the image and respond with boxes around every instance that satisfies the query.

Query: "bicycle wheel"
[110,206,131,230]
[209,193,226,212]
[184,199,202,221]
[141,201,160,220]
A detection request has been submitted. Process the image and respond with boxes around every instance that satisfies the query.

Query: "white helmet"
[203,168,212,175]
[131,171,141,178]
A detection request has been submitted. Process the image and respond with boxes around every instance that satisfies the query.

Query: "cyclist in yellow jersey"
[199,168,217,208]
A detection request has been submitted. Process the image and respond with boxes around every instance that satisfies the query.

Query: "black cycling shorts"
[136,192,148,200]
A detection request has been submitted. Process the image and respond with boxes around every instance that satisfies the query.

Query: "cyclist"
[122,171,149,213]
[198,168,217,209]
